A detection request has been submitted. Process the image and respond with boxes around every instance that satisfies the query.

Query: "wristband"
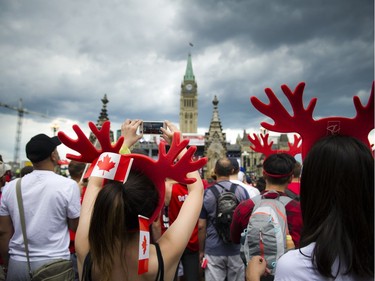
[119,146,131,155]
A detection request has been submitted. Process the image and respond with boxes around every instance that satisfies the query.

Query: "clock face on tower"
[185,83,193,91]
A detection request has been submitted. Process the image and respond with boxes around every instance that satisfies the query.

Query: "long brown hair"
[88,171,159,281]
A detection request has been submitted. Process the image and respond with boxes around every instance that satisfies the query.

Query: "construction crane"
[0,98,48,170]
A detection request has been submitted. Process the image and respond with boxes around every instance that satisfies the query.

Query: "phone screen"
[141,121,165,134]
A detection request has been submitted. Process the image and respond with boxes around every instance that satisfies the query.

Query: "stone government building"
[92,53,291,179]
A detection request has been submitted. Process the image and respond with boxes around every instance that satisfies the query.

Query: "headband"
[57,121,207,223]
[248,133,302,158]
[250,82,374,159]
[263,170,293,178]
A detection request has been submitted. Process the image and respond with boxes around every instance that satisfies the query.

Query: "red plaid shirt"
[230,191,303,248]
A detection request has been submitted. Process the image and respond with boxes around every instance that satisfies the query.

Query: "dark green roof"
[184,53,195,81]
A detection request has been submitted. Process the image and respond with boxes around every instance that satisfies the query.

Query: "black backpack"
[211,182,239,244]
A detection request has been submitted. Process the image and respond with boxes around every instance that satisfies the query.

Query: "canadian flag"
[86,152,133,183]
[138,215,150,275]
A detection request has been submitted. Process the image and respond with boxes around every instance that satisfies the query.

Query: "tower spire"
[206,96,226,143]
[204,95,227,176]
[90,94,113,144]
[97,94,109,126]
[211,96,221,123]
[184,53,195,81]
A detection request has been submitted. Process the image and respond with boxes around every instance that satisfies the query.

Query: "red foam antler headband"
[248,133,302,158]
[250,82,374,159]
[59,121,124,162]
[58,121,207,222]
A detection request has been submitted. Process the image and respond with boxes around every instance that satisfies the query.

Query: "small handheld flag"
[138,215,150,274]
[86,152,133,183]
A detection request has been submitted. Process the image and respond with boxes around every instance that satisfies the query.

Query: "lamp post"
[242,151,249,174]
[51,123,60,136]
[250,151,254,172]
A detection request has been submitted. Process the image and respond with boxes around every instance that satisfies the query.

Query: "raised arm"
[158,121,204,278]
[58,121,125,279]
[75,176,104,280]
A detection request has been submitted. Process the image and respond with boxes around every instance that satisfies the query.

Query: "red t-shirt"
[287,181,300,195]
[161,183,199,252]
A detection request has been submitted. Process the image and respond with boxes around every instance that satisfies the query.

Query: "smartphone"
[140,121,166,134]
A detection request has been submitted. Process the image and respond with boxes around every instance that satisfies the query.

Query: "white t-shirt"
[275,243,372,281]
[0,170,81,261]
[238,171,246,182]
[230,179,260,198]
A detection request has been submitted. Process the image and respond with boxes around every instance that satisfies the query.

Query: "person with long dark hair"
[58,119,207,281]
[246,135,374,281]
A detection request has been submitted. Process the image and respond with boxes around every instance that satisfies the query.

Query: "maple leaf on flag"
[142,235,147,255]
[97,155,116,175]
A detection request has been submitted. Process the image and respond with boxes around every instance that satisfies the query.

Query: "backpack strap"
[210,181,237,199]
[210,184,221,200]
[257,191,293,235]
[257,190,293,206]
[229,183,237,194]
[249,194,262,206]
[278,195,292,235]
[279,195,293,206]
[250,192,292,217]
[285,189,300,201]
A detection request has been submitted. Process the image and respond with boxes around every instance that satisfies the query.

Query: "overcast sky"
[0,0,373,164]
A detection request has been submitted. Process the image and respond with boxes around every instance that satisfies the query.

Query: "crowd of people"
[0,116,373,281]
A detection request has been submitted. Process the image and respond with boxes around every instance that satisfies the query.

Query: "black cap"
[26,134,61,163]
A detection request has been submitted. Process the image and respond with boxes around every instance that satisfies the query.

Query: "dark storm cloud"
[177,0,374,127]
[178,0,372,48]
[0,0,373,162]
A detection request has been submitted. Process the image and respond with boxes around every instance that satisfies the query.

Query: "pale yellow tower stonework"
[179,53,198,133]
